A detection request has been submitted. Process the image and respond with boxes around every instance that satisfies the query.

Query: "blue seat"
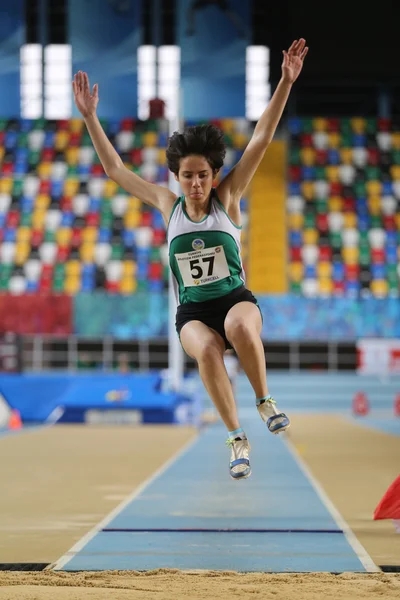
[149,280,163,292]
[304,265,317,279]
[382,181,393,195]
[345,280,360,296]
[386,245,397,264]
[371,264,386,279]
[20,119,33,133]
[61,212,74,227]
[123,229,135,247]
[357,215,370,232]
[44,132,55,148]
[288,182,301,195]
[158,131,168,147]
[4,131,17,150]
[332,262,345,281]
[328,149,340,165]
[16,148,29,161]
[26,280,39,292]
[301,166,315,181]
[352,134,366,147]
[356,198,368,215]
[289,230,302,247]
[89,198,101,212]
[0,214,5,228]
[51,181,64,197]
[4,228,16,242]
[14,162,28,175]
[21,196,34,212]
[288,117,302,135]
[98,228,111,243]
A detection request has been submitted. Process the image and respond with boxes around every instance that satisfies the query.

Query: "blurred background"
[0,0,400,427]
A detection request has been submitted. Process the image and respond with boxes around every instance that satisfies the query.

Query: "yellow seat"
[351,118,366,134]
[16,227,32,244]
[55,131,69,151]
[289,261,303,283]
[328,133,340,148]
[300,147,315,166]
[56,227,72,246]
[301,181,314,201]
[392,133,400,150]
[342,246,359,264]
[232,132,248,150]
[66,147,79,166]
[37,162,52,179]
[0,147,4,162]
[366,180,382,196]
[319,277,333,296]
[128,196,141,210]
[303,228,319,245]
[317,262,332,278]
[340,148,353,164]
[80,243,95,263]
[64,179,79,196]
[122,260,137,277]
[65,260,81,278]
[394,214,400,230]
[69,118,84,134]
[326,166,339,182]
[124,211,141,229]
[32,210,46,230]
[220,119,234,134]
[328,196,343,212]
[104,179,118,198]
[35,194,50,210]
[158,149,167,165]
[288,213,304,230]
[343,212,357,228]
[0,178,12,194]
[15,242,30,266]
[371,279,388,297]
[82,226,98,244]
[368,195,381,216]
[120,276,137,295]
[143,132,158,147]
[313,118,327,132]
[64,275,81,295]
[390,165,400,181]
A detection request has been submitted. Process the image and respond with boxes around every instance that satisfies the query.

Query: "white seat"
[287,195,304,213]
[39,242,57,264]
[314,180,329,199]
[87,178,105,198]
[9,275,27,295]
[0,193,11,213]
[105,260,122,282]
[94,243,111,266]
[352,147,367,168]
[72,193,90,216]
[224,148,236,167]
[376,132,392,151]
[368,228,386,249]
[142,147,159,163]
[51,161,68,180]
[342,228,359,247]
[339,165,356,185]
[23,175,40,197]
[159,243,169,265]
[381,195,396,216]
[112,194,128,216]
[140,163,158,182]
[28,129,45,151]
[115,131,134,152]
[302,278,319,297]
[312,132,328,150]
[45,209,62,232]
[0,242,16,264]
[79,147,95,166]
[24,259,42,281]
[301,244,318,265]
[328,212,344,232]
[135,226,153,248]
[234,118,250,135]
[392,181,400,200]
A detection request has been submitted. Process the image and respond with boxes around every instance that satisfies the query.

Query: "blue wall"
[73,293,400,340]
[0,1,23,117]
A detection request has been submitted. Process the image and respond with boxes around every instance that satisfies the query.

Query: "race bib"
[175,245,230,287]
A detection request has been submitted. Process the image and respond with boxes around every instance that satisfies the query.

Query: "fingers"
[288,38,307,56]
[300,46,309,60]
[92,83,99,98]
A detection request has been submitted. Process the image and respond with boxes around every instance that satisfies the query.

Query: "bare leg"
[180,320,240,431]
[224,302,268,399]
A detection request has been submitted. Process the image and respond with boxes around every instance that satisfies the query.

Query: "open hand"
[72,71,99,118]
[282,39,308,84]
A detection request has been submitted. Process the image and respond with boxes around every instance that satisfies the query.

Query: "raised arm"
[72,71,176,220]
[217,39,308,207]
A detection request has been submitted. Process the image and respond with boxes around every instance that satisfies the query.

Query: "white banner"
[357,339,400,375]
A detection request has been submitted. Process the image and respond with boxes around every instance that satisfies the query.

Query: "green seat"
[224,134,233,146]
[304,214,316,228]
[52,279,64,292]
[150,247,161,262]
[316,199,328,214]
[289,147,301,165]
[365,166,380,181]
[17,132,28,147]
[28,150,41,166]
[111,245,123,260]
[371,215,382,228]
[302,118,313,134]
[340,118,352,135]
[330,232,342,249]
[133,133,143,148]
[392,150,400,165]
[44,230,56,242]
[290,281,302,294]
[163,265,169,281]
[146,119,158,132]
[12,180,24,197]
[314,166,326,180]
[137,280,148,292]
[340,133,352,147]
[354,182,366,197]
[67,165,78,176]
[359,247,370,266]
[20,213,32,227]
[366,118,377,135]
[54,264,65,278]
[0,119,7,132]
[33,118,46,130]
[387,265,398,284]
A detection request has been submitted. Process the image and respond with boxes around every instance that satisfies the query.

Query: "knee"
[195,340,223,365]
[225,317,255,345]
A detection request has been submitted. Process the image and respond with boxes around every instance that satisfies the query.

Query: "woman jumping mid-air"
[73,38,308,480]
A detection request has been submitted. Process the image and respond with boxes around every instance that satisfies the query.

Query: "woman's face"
[175,155,215,201]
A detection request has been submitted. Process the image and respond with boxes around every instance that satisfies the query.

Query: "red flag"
[373,475,400,520]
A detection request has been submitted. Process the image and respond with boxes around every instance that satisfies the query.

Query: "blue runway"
[54,414,377,573]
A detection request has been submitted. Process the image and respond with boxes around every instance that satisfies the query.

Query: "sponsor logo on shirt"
[192,238,205,250]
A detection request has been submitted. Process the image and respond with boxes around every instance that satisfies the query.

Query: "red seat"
[60,196,73,211]
[319,245,332,261]
[289,165,302,182]
[148,262,163,281]
[152,229,165,246]
[333,281,345,295]
[2,162,14,176]
[56,246,70,262]
[367,148,379,166]
[327,118,340,132]
[371,248,385,263]
[71,228,82,248]
[131,149,142,166]
[69,132,81,146]
[290,247,302,261]
[345,264,360,280]
[39,180,51,194]
[6,210,20,228]
[41,265,54,281]
[86,212,100,227]
[300,133,313,147]
[121,118,134,131]
[315,149,328,165]
[140,212,153,227]
[329,182,342,195]
[383,215,396,231]
[39,278,52,292]
[91,164,105,176]
[42,148,55,162]
[106,281,119,293]
[343,197,356,212]
[377,118,391,132]
[31,229,44,247]
[57,119,69,130]
[316,214,329,232]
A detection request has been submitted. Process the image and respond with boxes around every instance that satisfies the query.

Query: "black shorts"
[175,285,261,350]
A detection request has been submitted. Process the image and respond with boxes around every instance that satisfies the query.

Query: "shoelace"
[258,397,276,405]
[225,436,247,448]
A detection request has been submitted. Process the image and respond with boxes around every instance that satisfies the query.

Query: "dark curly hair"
[166,124,226,175]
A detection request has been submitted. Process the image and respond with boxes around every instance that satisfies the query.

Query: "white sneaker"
[257,396,290,434]
[226,436,252,480]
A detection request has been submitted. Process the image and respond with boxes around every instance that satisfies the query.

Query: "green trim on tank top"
[213,189,242,230]
[181,195,212,224]
[166,195,182,237]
